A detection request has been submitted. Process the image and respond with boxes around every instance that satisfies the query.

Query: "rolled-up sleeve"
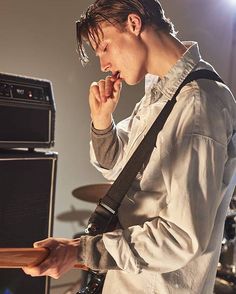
[90,117,132,181]
[90,121,119,170]
[77,234,119,273]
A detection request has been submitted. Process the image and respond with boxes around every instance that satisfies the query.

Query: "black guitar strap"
[86,69,224,234]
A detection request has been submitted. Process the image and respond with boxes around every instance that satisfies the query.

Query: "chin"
[126,77,144,86]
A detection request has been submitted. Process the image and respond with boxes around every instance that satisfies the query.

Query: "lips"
[113,71,121,79]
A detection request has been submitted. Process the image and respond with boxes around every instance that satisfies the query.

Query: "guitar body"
[78,272,105,294]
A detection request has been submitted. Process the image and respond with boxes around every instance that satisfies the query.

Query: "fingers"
[23,238,58,278]
[33,237,55,248]
[90,76,122,103]
[113,79,122,100]
[22,262,60,279]
[90,82,101,103]
[105,76,114,99]
[22,238,80,280]
[22,256,51,277]
[98,80,106,103]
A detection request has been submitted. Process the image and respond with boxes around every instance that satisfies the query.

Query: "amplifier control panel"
[0,73,53,105]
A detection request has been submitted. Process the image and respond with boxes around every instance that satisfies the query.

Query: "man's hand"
[89,75,122,130]
[22,237,80,279]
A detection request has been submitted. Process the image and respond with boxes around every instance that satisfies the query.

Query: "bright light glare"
[229,0,236,6]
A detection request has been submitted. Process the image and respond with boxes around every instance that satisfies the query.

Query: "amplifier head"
[0,73,56,149]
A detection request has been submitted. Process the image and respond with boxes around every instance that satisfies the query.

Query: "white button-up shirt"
[89,42,236,293]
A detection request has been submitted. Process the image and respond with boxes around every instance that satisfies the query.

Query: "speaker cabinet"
[0,149,57,294]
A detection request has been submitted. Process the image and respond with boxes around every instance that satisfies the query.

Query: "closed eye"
[95,43,108,56]
[103,44,108,52]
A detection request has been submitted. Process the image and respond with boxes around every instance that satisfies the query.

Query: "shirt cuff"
[77,234,119,273]
[91,121,115,136]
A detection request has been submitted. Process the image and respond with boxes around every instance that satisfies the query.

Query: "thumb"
[33,238,54,248]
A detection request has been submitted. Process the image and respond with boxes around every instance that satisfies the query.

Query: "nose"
[99,56,110,72]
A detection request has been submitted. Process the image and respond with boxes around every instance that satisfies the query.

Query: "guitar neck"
[0,248,88,271]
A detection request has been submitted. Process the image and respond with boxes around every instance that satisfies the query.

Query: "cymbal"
[72,183,111,203]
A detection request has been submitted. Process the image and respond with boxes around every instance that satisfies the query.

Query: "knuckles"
[23,264,62,279]
[23,266,44,277]
[90,77,113,89]
[90,82,98,90]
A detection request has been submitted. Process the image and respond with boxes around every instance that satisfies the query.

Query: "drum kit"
[69,184,236,294]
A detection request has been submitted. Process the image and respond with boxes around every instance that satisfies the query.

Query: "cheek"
[118,49,139,70]
[116,37,139,59]
[124,41,146,67]
[113,37,147,81]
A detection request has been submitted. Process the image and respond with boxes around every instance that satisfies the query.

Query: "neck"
[141,28,187,78]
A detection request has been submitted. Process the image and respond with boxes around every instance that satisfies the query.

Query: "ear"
[126,14,142,35]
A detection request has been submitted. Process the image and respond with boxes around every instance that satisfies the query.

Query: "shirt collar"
[144,41,202,105]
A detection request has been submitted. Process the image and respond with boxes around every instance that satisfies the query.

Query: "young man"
[23,0,236,293]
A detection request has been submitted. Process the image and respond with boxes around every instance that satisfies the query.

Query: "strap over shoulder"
[174,69,224,100]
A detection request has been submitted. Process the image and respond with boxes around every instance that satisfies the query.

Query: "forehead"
[88,21,122,50]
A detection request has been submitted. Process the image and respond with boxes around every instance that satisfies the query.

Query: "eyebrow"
[94,41,107,55]
[88,34,102,52]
